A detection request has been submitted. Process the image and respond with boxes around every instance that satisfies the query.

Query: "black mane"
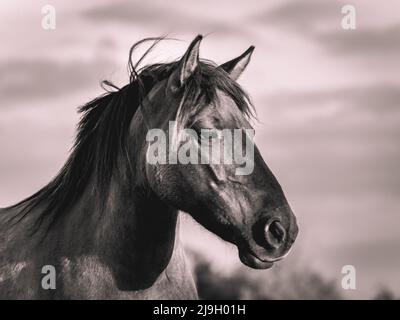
[10,38,253,233]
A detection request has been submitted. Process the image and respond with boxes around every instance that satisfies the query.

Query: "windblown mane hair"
[9,37,253,233]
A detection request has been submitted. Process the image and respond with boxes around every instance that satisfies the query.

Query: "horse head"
[140,35,298,269]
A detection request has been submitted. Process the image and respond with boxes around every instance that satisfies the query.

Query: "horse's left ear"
[168,35,202,93]
[219,46,255,81]
[178,35,203,87]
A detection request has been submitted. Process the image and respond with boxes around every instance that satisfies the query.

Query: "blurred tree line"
[188,250,397,300]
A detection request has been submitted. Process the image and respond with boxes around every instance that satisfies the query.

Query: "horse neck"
[44,113,179,289]
[92,175,179,289]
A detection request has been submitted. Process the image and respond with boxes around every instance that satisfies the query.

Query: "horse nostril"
[264,220,286,249]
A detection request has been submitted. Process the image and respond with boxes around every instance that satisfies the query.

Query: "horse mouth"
[238,249,274,269]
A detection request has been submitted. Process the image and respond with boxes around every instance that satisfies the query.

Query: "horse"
[0,35,298,299]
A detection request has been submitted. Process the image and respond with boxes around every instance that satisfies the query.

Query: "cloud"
[256,0,342,33]
[255,0,400,58]
[266,84,400,114]
[83,1,174,25]
[316,25,400,57]
[256,83,400,198]
[82,0,247,36]
[0,58,116,106]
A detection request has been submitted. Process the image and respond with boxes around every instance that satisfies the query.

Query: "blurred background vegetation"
[188,250,397,300]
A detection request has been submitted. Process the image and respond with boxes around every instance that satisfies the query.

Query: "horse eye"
[196,129,222,146]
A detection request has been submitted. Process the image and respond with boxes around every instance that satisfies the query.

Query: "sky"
[0,0,399,298]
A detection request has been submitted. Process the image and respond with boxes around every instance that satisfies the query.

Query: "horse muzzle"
[238,207,298,269]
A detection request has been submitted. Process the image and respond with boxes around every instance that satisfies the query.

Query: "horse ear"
[219,46,255,81]
[176,35,202,87]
